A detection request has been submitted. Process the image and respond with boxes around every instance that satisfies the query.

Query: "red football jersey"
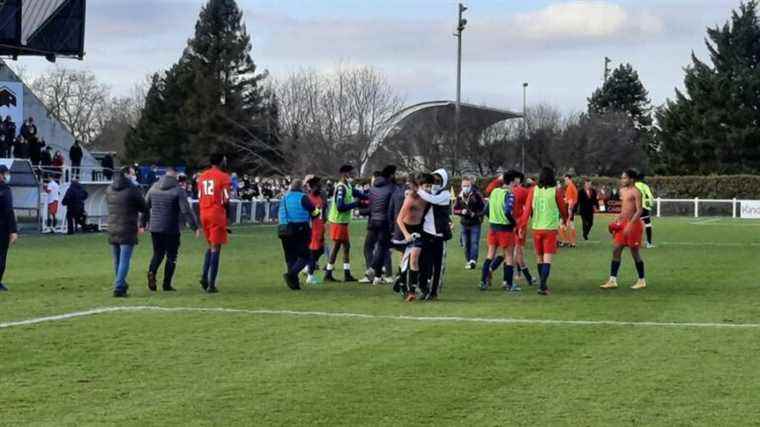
[198,167,231,216]
[512,185,530,219]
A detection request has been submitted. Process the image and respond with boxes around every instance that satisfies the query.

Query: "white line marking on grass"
[689,218,722,225]
[0,307,124,329]
[3,305,760,330]
[581,240,759,247]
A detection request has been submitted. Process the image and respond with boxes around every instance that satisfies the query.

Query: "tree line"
[17,0,760,177]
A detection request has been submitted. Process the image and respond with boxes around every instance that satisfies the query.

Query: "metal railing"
[35,165,114,185]
[654,198,756,218]
[190,199,282,224]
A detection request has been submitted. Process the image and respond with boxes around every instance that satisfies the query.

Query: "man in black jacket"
[578,177,598,241]
[62,178,89,234]
[102,153,114,180]
[141,167,199,292]
[417,168,452,300]
[362,165,397,285]
[453,177,485,269]
[69,140,84,180]
[107,166,147,297]
[0,165,18,291]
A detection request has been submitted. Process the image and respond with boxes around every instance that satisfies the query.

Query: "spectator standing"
[0,165,18,291]
[40,146,53,168]
[106,166,147,298]
[2,116,16,149]
[0,133,8,158]
[44,175,61,233]
[142,167,199,292]
[578,178,598,241]
[62,178,88,234]
[231,172,240,198]
[453,177,485,270]
[102,153,114,180]
[29,137,45,167]
[362,165,397,285]
[52,151,64,180]
[69,140,84,180]
[12,136,28,159]
[19,117,37,142]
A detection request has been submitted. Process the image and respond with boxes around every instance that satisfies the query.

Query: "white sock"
[609,276,617,282]
[343,263,351,270]
[307,274,314,280]
[326,264,334,271]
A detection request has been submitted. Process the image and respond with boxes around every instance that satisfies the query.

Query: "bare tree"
[31,67,110,146]
[275,65,404,176]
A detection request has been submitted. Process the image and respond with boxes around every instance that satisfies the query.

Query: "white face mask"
[129,175,138,185]
[3,174,10,183]
[462,186,471,194]
[432,184,442,193]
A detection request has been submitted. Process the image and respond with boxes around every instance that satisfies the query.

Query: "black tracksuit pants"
[149,233,181,287]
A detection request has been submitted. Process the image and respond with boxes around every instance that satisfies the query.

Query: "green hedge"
[453,175,760,199]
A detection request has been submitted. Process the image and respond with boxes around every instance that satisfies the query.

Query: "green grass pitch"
[2,216,760,426]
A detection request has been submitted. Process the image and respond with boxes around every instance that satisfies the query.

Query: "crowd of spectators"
[185,174,328,202]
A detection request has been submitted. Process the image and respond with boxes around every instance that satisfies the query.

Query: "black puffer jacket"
[388,185,406,243]
[367,176,396,229]
[107,173,147,245]
[62,181,88,210]
[141,175,198,234]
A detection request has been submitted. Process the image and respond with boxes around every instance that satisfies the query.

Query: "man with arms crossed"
[198,153,231,293]
[601,169,647,290]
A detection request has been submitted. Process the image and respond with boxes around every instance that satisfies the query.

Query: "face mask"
[129,175,138,185]
[462,186,471,194]
[432,184,442,193]
[4,174,10,183]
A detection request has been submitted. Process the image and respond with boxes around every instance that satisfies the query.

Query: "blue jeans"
[112,244,135,291]
[461,224,481,263]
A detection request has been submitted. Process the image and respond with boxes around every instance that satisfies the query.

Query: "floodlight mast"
[522,82,528,174]
[454,3,467,149]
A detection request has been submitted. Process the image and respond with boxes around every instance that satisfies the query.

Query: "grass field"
[2,216,760,426]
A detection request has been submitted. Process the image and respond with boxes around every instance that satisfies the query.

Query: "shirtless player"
[601,169,647,290]
[397,174,432,302]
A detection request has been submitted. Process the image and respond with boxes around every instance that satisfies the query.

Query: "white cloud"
[509,1,664,42]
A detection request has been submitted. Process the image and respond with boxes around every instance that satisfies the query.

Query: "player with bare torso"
[396,174,432,302]
[601,169,647,290]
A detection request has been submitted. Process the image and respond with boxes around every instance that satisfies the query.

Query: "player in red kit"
[197,153,231,293]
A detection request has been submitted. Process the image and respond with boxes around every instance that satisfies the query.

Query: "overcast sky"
[11,0,744,113]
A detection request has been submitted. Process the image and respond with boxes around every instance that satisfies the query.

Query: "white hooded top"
[418,168,451,236]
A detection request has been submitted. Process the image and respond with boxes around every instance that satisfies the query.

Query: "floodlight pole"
[455,3,467,149]
[522,82,528,174]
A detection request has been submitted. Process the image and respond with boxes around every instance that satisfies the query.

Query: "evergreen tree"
[181,0,273,170]
[588,63,653,129]
[657,1,760,174]
[125,0,278,171]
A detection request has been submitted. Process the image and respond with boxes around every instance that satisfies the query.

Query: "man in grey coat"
[141,167,199,292]
[107,166,147,298]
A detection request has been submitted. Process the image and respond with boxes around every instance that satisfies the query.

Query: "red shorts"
[201,214,228,245]
[330,223,350,243]
[310,220,325,250]
[487,229,514,249]
[613,219,644,248]
[48,201,59,216]
[515,226,527,246]
[533,230,558,255]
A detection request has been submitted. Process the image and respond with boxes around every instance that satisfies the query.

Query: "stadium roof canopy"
[0,0,86,61]
[361,100,523,173]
